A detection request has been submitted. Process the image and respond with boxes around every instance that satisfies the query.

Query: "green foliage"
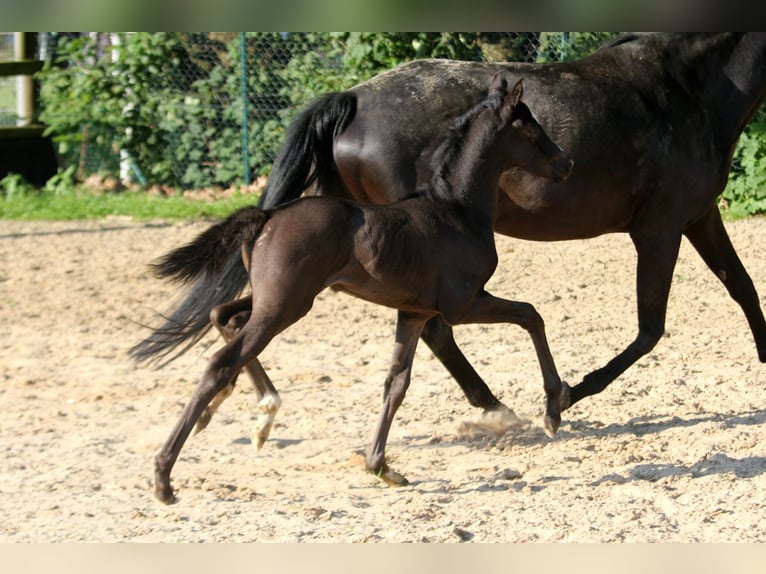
[721,106,766,217]
[1,173,36,198]
[39,33,188,183]
[540,32,618,62]
[43,166,77,196]
[279,32,485,100]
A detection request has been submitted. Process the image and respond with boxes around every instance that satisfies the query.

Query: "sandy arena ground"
[2,215,766,542]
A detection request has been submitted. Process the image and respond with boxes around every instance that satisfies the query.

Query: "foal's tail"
[129,207,269,367]
[257,91,357,209]
[130,91,356,366]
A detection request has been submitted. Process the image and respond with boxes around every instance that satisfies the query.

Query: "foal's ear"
[499,78,523,123]
[505,78,523,109]
[490,71,510,94]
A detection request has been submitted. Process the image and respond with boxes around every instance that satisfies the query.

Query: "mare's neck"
[719,33,766,140]
[676,33,766,144]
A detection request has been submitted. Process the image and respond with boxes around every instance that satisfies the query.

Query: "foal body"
[138,74,572,503]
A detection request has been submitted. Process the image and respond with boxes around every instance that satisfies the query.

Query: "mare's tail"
[130,90,356,366]
[257,91,357,209]
[129,207,269,367]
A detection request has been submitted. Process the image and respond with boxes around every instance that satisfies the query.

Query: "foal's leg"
[200,297,282,448]
[684,205,766,361]
[154,312,292,503]
[453,293,563,437]
[566,231,682,409]
[154,320,272,504]
[366,311,427,486]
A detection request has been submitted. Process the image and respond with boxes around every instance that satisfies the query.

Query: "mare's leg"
[566,232,682,408]
[421,316,514,414]
[199,297,282,449]
[366,311,427,486]
[684,205,766,361]
[451,294,562,436]
[154,317,275,504]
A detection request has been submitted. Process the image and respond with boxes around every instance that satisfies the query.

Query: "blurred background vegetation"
[1,32,765,218]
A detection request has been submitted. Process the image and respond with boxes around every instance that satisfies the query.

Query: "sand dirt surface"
[2,215,766,542]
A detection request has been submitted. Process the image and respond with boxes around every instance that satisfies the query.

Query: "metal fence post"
[560,32,570,61]
[14,32,33,126]
[239,32,251,186]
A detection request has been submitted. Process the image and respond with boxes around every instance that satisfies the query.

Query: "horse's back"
[336,34,756,240]
[338,44,657,238]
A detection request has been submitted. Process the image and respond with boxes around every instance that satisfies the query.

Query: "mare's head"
[489,71,573,183]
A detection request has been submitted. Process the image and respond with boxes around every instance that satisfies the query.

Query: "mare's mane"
[597,32,646,51]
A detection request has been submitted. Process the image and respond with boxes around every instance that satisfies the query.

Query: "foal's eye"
[512,118,532,134]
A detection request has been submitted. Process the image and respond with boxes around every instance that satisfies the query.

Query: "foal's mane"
[422,85,506,201]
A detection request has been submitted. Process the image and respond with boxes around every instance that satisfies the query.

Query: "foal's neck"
[443,111,505,224]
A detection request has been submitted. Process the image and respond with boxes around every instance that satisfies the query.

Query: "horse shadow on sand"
[399,406,766,494]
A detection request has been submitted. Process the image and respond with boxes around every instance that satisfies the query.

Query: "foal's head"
[429,72,573,199]
[488,71,573,184]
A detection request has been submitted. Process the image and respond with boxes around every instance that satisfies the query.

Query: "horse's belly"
[494,174,638,241]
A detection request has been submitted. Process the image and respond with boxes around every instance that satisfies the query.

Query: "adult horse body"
[133,74,572,503]
[259,32,766,412]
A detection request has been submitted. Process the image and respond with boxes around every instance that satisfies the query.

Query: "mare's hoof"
[543,414,560,438]
[373,466,410,487]
[543,382,565,438]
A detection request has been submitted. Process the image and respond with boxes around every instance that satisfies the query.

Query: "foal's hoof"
[193,408,212,435]
[253,394,281,450]
[372,465,410,487]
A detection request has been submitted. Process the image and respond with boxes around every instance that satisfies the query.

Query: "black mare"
[253,32,766,414]
[132,74,573,503]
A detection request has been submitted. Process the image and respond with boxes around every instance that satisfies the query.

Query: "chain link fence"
[35,32,617,191]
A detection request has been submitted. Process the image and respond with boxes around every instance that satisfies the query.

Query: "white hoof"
[253,393,281,450]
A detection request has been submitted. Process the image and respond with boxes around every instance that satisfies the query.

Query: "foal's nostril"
[553,157,574,182]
